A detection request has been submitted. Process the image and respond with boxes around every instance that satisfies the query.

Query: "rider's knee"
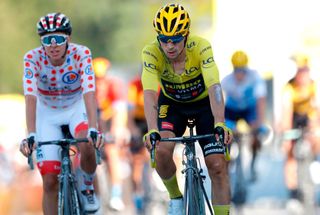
[42,174,59,193]
[206,156,228,176]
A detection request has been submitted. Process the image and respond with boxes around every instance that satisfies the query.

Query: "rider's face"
[41,33,70,65]
[159,37,186,60]
[234,68,247,82]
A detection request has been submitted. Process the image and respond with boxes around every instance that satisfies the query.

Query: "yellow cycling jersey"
[284,79,317,117]
[141,35,220,103]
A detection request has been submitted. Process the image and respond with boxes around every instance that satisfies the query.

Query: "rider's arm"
[255,75,267,128]
[25,95,37,133]
[79,47,98,129]
[208,84,225,124]
[282,85,294,130]
[23,51,38,134]
[83,92,98,129]
[143,90,158,131]
[198,39,224,123]
[141,45,161,131]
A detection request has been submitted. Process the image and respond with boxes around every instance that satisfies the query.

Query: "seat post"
[187,119,195,136]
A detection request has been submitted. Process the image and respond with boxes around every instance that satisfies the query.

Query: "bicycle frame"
[282,128,316,214]
[28,138,101,215]
[159,121,221,215]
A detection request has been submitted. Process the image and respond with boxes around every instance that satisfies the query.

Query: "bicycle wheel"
[58,174,72,215]
[59,174,82,215]
[69,177,82,215]
[184,168,206,215]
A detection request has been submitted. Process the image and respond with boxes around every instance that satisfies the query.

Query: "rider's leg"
[284,140,299,199]
[157,130,182,199]
[42,174,59,215]
[205,154,231,215]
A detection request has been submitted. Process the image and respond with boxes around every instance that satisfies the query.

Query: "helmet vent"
[165,6,170,13]
[173,7,179,13]
[171,18,177,32]
[163,17,168,32]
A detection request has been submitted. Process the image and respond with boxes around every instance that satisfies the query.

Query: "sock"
[162,174,182,199]
[78,168,95,191]
[213,205,231,215]
[111,184,122,198]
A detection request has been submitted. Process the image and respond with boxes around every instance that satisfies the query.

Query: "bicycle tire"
[58,174,83,215]
[58,174,71,215]
[69,177,82,215]
[184,166,206,215]
[193,173,206,215]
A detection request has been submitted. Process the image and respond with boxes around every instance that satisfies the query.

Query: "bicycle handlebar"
[28,138,102,170]
[160,134,215,143]
[149,133,230,168]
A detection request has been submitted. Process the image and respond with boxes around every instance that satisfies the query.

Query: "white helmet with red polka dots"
[37,12,72,36]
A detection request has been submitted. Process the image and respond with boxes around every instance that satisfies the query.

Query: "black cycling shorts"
[157,92,224,157]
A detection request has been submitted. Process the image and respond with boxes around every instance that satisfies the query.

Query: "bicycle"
[150,119,230,215]
[229,122,272,207]
[282,128,317,214]
[27,125,101,215]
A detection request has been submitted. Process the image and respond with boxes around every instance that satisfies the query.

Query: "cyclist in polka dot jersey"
[24,44,95,109]
[19,13,103,215]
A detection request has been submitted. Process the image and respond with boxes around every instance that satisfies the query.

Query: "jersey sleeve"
[141,45,160,92]
[198,39,220,87]
[78,46,96,94]
[23,51,38,96]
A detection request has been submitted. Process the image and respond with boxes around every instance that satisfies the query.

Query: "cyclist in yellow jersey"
[142,3,233,215]
[281,57,320,201]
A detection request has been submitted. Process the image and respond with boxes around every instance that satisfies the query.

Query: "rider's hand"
[214,122,233,144]
[87,128,104,149]
[143,129,161,151]
[20,132,37,157]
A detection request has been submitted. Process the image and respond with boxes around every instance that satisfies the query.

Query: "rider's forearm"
[143,90,159,131]
[208,84,225,124]
[257,97,266,126]
[25,95,37,134]
[83,91,98,129]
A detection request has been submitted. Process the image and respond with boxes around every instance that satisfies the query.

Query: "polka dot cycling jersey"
[23,43,96,109]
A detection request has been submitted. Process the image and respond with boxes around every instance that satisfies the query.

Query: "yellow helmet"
[92,57,111,78]
[153,3,190,36]
[291,54,309,68]
[231,50,248,68]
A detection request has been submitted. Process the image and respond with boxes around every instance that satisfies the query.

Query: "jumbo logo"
[24,68,33,79]
[85,65,94,75]
[62,72,79,84]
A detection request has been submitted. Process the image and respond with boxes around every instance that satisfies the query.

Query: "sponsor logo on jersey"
[40,74,48,83]
[62,71,79,84]
[161,74,205,102]
[202,57,214,68]
[24,68,33,79]
[85,65,94,75]
[185,66,199,75]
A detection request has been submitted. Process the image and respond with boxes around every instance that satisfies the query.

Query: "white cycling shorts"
[35,98,88,175]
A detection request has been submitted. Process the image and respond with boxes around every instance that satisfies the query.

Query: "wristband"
[28,132,37,141]
[214,122,233,135]
[87,127,98,137]
[143,129,160,142]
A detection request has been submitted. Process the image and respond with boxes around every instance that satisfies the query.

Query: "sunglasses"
[41,34,68,47]
[157,34,185,44]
